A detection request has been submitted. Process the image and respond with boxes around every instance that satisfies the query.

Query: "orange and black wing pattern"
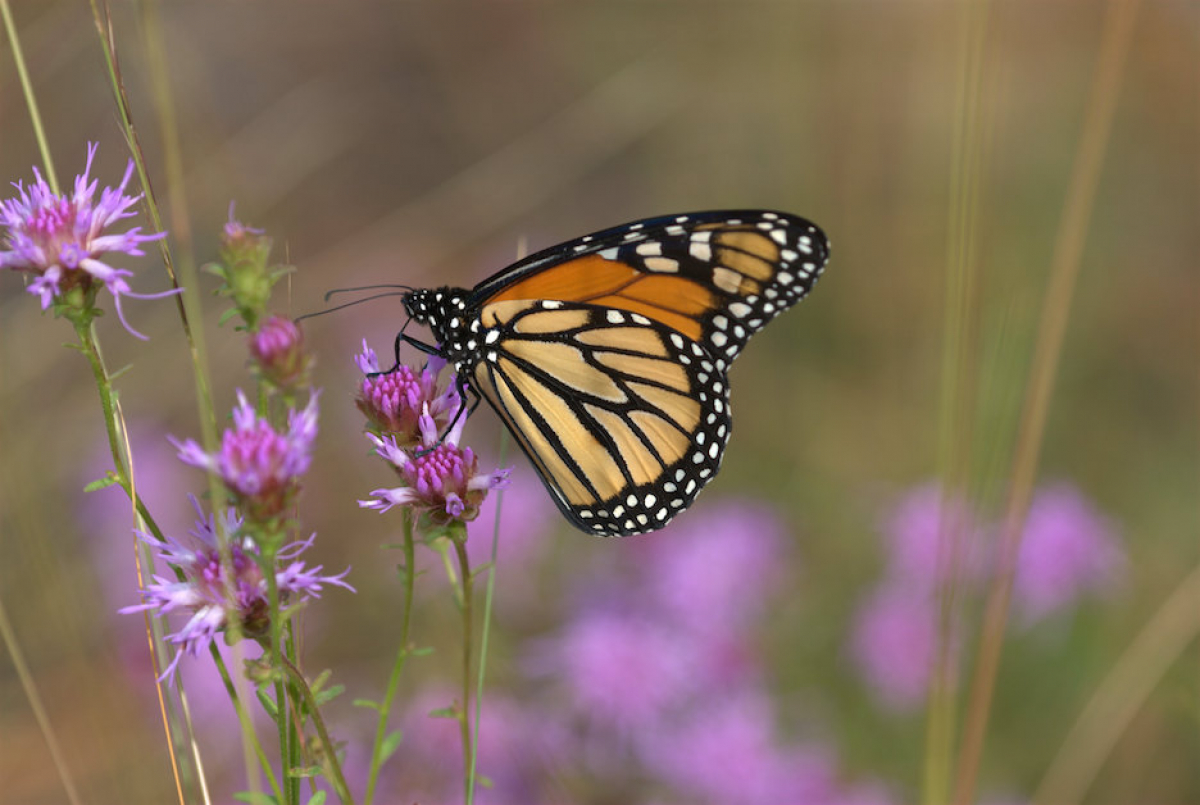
[405,210,830,536]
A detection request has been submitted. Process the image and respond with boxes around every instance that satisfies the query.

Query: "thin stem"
[0,0,58,194]
[0,595,83,805]
[280,655,356,805]
[210,644,285,802]
[262,544,296,805]
[951,1,1140,801]
[365,510,417,805]
[453,536,476,805]
[470,434,509,800]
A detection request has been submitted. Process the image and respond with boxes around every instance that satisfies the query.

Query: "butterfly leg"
[414,374,482,456]
[370,330,443,378]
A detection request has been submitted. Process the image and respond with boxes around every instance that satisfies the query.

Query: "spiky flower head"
[174,391,319,523]
[355,341,462,447]
[120,497,353,681]
[359,405,509,530]
[0,143,174,338]
[250,314,313,390]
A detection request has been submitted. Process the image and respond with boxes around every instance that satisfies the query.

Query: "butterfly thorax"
[402,287,476,364]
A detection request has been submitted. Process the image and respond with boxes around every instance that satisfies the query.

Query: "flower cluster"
[355,342,461,446]
[121,497,352,681]
[515,499,892,805]
[206,204,290,330]
[0,143,174,337]
[173,390,319,522]
[849,481,1126,713]
[356,344,508,530]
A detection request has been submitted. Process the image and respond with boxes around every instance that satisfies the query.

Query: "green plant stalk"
[0,595,83,805]
[470,434,509,799]
[0,0,58,194]
[453,536,477,805]
[211,643,285,801]
[73,317,208,797]
[1033,561,1200,805]
[951,0,1140,801]
[925,1,990,802]
[365,509,417,805]
[281,655,356,805]
[262,544,297,805]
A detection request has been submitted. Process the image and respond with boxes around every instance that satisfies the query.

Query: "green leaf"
[83,473,122,493]
[313,683,345,707]
[352,698,381,711]
[255,686,278,718]
[304,792,328,805]
[287,765,323,779]
[380,729,404,764]
[410,646,435,657]
[427,706,458,719]
[218,307,240,326]
[233,792,278,805]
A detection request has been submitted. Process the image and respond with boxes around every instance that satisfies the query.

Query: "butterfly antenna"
[294,290,411,325]
[324,283,413,302]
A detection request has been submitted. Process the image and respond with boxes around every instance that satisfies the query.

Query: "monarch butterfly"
[398,210,830,537]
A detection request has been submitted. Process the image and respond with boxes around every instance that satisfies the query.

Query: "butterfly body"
[400,210,829,537]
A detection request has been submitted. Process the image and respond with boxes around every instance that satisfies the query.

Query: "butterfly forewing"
[469,299,731,536]
[471,210,829,367]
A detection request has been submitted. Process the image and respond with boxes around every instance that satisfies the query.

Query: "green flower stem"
[0,595,82,805]
[365,509,417,805]
[470,442,508,805]
[280,655,356,805]
[0,0,58,194]
[452,536,476,805]
[210,643,284,802]
[262,544,296,805]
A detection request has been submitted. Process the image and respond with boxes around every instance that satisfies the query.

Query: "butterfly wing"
[470,210,830,371]
[468,299,730,536]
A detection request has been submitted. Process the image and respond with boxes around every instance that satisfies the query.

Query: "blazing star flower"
[174,390,319,522]
[355,343,462,447]
[359,408,509,527]
[120,496,353,681]
[848,583,946,713]
[638,500,788,638]
[250,314,312,389]
[639,691,840,805]
[0,142,173,338]
[525,607,704,734]
[1013,482,1125,626]
[881,483,987,592]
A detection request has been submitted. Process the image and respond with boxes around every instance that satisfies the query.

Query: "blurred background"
[0,2,1196,803]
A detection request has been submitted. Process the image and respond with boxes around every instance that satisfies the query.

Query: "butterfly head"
[402,287,472,354]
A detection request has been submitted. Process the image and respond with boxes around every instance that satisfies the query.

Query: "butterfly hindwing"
[468,299,731,537]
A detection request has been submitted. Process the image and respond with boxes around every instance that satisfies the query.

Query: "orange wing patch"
[487,255,718,341]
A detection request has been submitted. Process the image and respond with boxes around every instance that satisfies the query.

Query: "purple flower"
[638,499,787,637]
[359,409,509,527]
[848,584,945,713]
[882,483,986,592]
[639,691,838,805]
[174,390,319,522]
[250,314,312,390]
[120,496,352,681]
[355,343,461,447]
[526,608,702,733]
[0,143,173,338]
[1013,483,1125,626]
